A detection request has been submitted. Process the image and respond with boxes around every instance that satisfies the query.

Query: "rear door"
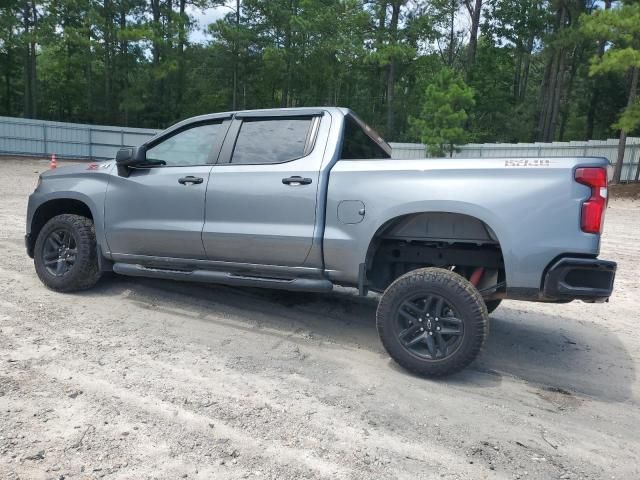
[202,112,327,267]
[105,119,229,260]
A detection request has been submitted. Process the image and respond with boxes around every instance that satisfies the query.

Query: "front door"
[105,121,228,260]
[203,114,327,267]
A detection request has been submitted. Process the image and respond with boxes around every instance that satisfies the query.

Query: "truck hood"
[40,161,114,178]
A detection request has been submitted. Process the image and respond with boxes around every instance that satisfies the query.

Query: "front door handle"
[282,176,312,186]
[178,176,204,185]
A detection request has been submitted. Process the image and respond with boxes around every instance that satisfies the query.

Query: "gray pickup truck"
[25,107,616,376]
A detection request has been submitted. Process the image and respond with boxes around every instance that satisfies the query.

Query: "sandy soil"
[610,183,640,200]
[0,157,638,480]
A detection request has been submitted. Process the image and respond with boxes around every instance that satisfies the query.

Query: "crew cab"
[25,107,616,376]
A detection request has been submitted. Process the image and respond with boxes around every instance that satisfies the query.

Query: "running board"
[112,263,334,293]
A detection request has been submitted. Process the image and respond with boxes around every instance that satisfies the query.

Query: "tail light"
[575,167,608,234]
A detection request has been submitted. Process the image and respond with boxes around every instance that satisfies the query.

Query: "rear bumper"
[542,257,616,302]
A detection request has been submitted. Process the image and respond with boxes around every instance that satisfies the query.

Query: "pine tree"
[582,1,640,182]
[410,68,475,157]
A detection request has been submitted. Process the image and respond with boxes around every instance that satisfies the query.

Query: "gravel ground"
[0,157,638,480]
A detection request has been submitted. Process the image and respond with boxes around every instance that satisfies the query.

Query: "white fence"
[391,138,640,182]
[1,116,638,181]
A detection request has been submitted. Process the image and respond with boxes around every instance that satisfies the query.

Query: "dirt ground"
[0,157,638,480]
[610,182,640,200]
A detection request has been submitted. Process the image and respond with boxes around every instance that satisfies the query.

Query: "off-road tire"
[485,299,502,315]
[376,267,488,377]
[34,214,101,292]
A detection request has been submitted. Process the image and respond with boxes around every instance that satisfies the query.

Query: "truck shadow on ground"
[476,309,635,403]
[87,274,635,404]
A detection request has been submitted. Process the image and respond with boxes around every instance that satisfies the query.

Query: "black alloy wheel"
[394,293,464,360]
[377,268,488,377]
[42,228,78,277]
[34,214,101,292]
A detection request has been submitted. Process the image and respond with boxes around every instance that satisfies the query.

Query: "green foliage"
[590,48,640,76]
[466,37,522,142]
[614,98,640,132]
[582,2,640,134]
[410,67,475,156]
[581,2,640,53]
[0,0,633,145]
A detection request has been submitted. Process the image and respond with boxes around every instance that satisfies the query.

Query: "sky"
[188,5,230,43]
[187,2,475,45]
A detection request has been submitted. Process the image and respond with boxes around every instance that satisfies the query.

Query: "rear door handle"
[178,176,204,185]
[282,176,312,186]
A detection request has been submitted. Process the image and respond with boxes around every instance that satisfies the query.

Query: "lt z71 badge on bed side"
[504,159,551,167]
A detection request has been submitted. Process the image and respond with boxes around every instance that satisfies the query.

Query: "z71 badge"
[505,159,551,167]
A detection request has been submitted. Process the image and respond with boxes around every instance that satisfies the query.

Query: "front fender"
[27,164,114,255]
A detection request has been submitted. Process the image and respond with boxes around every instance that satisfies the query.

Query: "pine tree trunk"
[466,0,482,68]
[448,1,455,66]
[536,53,555,141]
[29,5,37,117]
[86,26,93,123]
[585,85,600,140]
[22,1,37,118]
[232,0,240,110]
[282,0,295,107]
[585,1,611,140]
[104,0,113,122]
[513,46,522,101]
[536,6,568,142]
[520,36,533,102]
[376,1,387,121]
[150,0,162,125]
[4,36,11,115]
[386,1,401,137]
[177,0,187,116]
[613,66,639,184]
[559,46,581,141]
[118,6,128,125]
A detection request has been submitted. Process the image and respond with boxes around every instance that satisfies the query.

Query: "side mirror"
[116,146,147,177]
[115,146,146,167]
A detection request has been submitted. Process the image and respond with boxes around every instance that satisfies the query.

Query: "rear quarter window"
[340,117,390,159]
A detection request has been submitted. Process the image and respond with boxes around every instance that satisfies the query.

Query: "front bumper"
[25,233,34,258]
[543,257,616,302]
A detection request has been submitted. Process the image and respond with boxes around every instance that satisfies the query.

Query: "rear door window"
[231,118,313,165]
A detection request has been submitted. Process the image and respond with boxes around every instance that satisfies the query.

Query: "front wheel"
[376,268,488,377]
[34,214,101,292]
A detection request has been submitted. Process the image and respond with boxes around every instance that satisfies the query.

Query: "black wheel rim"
[42,228,77,277]
[394,294,464,360]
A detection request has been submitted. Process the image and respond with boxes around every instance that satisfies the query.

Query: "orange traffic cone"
[50,153,57,169]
